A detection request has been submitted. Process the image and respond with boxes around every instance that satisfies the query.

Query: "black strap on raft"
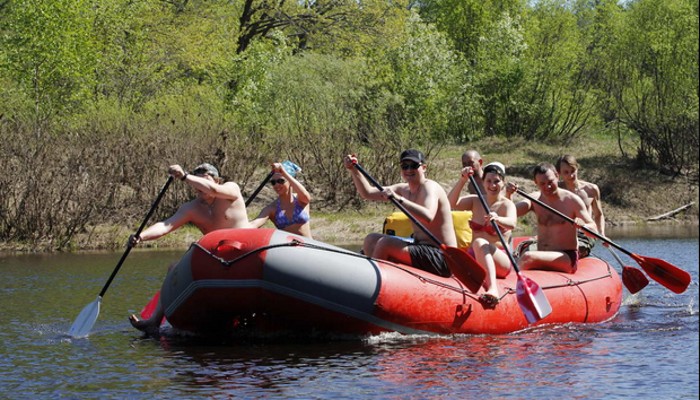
[189,240,615,302]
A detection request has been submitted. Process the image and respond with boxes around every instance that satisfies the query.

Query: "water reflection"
[0,231,697,399]
[151,339,379,397]
[605,223,698,239]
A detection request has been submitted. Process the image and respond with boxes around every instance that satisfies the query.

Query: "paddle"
[605,245,649,294]
[68,176,174,338]
[470,175,551,323]
[515,189,691,294]
[139,164,286,325]
[351,161,486,293]
[246,160,301,206]
[245,171,274,207]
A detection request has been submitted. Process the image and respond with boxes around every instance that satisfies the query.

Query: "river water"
[1,226,697,399]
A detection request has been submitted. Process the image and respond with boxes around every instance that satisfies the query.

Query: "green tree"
[0,0,96,134]
[416,0,525,62]
[383,12,472,141]
[235,0,410,55]
[517,0,597,141]
[602,0,699,175]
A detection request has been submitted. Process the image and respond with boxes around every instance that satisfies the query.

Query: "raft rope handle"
[191,240,615,302]
[503,271,614,295]
[190,239,482,299]
[190,240,305,266]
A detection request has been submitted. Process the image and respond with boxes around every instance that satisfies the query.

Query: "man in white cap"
[128,162,251,335]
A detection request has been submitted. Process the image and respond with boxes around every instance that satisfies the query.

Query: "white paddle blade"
[516,274,552,324]
[68,296,101,338]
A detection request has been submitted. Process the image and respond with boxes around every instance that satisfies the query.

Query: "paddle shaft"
[98,176,173,298]
[514,189,631,255]
[245,171,274,207]
[469,176,522,273]
[606,245,627,268]
[516,189,691,293]
[471,176,551,323]
[353,162,442,247]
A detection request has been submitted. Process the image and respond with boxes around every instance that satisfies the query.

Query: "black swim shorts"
[407,243,451,277]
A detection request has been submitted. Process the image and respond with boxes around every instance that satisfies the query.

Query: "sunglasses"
[400,162,421,170]
[192,169,214,177]
[269,178,287,186]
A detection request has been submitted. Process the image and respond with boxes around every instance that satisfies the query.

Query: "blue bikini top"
[273,197,310,229]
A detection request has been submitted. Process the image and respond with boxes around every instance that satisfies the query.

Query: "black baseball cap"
[400,149,426,164]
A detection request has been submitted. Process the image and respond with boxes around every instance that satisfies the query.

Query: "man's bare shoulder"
[578,180,601,194]
[221,181,241,189]
[425,179,447,192]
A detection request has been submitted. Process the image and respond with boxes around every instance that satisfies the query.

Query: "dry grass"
[10,135,694,252]
[308,135,698,244]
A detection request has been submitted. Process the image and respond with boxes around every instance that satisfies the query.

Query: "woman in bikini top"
[249,161,313,238]
[449,162,517,306]
[468,219,513,237]
[273,197,310,229]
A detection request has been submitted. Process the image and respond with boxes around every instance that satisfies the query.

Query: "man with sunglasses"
[128,163,250,247]
[128,162,250,335]
[343,149,457,277]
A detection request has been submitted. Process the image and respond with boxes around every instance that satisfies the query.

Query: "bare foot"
[129,314,161,337]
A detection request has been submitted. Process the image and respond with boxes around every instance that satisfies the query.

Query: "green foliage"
[0,0,697,248]
[1,0,97,128]
[384,12,472,141]
[600,0,699,175]
[417,0,525,61]
[516,0,598,141]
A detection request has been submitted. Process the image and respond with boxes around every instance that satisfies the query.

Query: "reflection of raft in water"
[149,227,622,337]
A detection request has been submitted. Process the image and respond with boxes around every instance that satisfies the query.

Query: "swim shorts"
[407,243,450,277]
[577,230,595,258]
[562,249,579,272]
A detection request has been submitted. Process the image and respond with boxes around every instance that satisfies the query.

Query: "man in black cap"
[344,149,457,277]
[128,162,251,335]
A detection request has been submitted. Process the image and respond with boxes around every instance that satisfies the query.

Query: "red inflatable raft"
[149,228,622,337]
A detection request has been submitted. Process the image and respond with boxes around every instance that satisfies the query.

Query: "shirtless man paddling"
[128,163,250,336]
[506,163,598,273]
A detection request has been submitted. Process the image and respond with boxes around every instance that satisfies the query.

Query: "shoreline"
[1,138,697,254]
[1,212,696,255]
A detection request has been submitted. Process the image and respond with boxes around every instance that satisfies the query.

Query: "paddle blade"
[515,273,552,324]
[631,254,691,294]
[442,245,486,293]
[622,266,649,294]
[140,291,160,320]
[442,246,486,293]
[68,296,101,338]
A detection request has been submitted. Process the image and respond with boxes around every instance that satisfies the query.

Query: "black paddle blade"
[621,266,649,294]
[631,254,691,294]
[442,246,486,293]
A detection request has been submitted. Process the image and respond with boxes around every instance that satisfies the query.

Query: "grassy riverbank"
[3,134,698,253]
[309,134,699,245]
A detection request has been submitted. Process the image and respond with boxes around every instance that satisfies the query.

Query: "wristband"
[181,172,188,181]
